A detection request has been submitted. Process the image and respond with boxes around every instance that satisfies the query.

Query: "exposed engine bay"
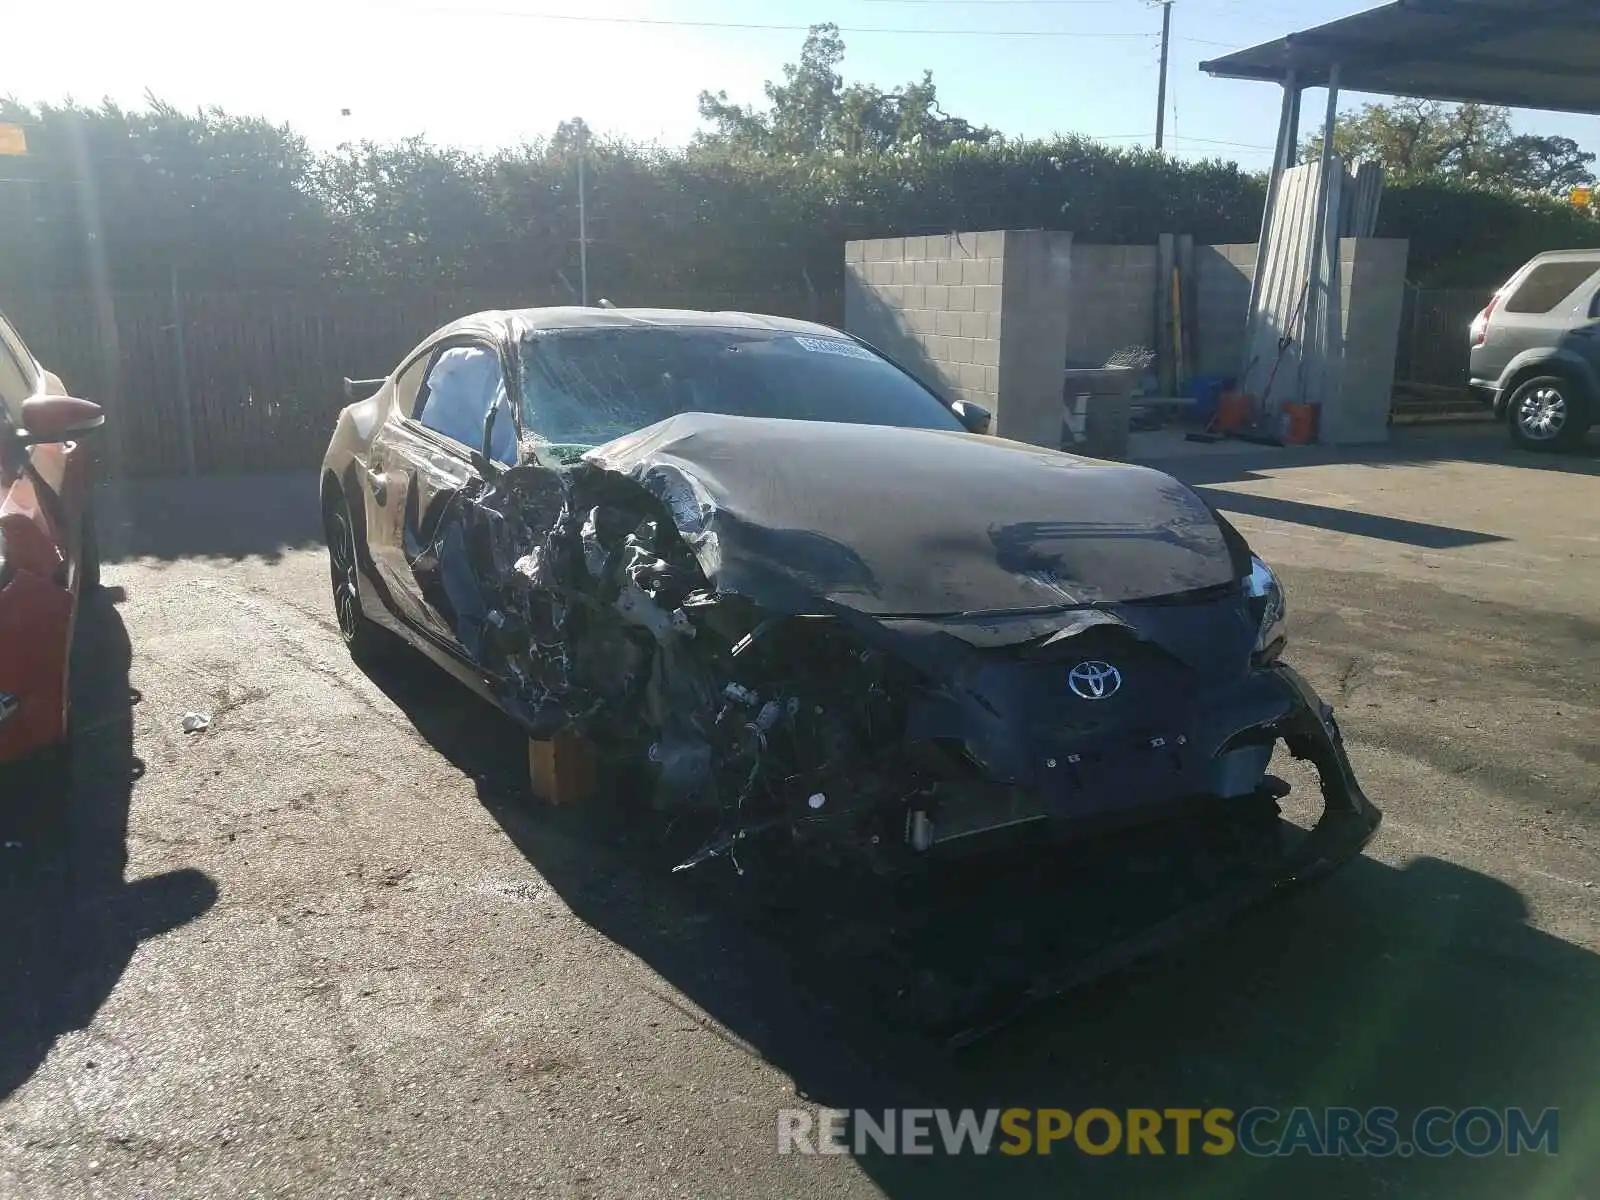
[459,457,977,875]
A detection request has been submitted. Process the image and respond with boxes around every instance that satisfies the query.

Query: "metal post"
[1286,88,1303,166]
[169,263,196,477]
[1154,0,1173,151]
[576,120,589,306]
[1299,63,1342,407]
[1240,72,1298,388]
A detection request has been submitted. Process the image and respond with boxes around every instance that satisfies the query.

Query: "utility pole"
[576,118,590,306]
[1154,0,1173,152]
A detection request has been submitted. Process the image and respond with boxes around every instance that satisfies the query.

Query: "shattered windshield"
[517,326,965,449]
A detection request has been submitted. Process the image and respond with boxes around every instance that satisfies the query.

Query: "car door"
[0,314,85,586]
[0,314,85,757]
[1571,278,1600,378]
[363,350,435,631]
[368,336,518,662]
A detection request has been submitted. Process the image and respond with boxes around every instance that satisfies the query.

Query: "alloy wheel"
[1516,385,1568,442]
[328,504,362,642]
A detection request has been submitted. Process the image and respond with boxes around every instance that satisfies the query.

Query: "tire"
[79,501,101,592]
[324,490,384,660]
[1507,374,1591,452]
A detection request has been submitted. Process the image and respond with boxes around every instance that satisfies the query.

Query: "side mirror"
[19,396,105,445]
[950,398,992,435]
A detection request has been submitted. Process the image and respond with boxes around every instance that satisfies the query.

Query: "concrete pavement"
[3,426,1598,1199]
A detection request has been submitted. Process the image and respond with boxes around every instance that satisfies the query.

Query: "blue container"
[1187,374,1229,426]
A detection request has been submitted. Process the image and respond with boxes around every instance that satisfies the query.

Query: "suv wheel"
[1507,375,1590,452]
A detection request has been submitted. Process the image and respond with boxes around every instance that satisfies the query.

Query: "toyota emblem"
[1068,660,1122,700]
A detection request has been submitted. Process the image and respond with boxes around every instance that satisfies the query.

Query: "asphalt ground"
[3,424,1598,1198]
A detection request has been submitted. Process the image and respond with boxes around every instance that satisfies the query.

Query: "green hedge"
[1379,181,1600,287]
[1,101,1593,299]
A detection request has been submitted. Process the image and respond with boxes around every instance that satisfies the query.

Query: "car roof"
[1521,248,1600,267]
[433,306,848,343]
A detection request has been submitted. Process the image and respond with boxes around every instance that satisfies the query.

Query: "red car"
[0,310,105,767]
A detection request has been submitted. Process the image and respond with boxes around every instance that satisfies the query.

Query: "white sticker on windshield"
[792,336,875,361]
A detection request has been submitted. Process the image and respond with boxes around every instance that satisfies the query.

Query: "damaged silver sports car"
[321,307,1379,887]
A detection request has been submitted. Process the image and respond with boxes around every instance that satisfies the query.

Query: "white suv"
[1469,249,1600,451]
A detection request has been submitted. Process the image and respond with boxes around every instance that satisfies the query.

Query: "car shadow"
[1144,423,1600,487]
[0,588,218,1100]
[1189,485,1508,550]
[360,653,1600,1198]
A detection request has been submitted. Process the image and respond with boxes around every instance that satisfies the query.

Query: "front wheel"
[1507,375,1591,452]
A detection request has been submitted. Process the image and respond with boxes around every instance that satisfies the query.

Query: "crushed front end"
[426,412,1384,1040]
[451,431,1378,890]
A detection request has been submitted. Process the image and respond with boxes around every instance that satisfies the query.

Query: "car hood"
[582,412,1241,626]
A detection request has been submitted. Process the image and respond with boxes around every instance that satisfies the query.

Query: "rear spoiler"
[343,376,387,399]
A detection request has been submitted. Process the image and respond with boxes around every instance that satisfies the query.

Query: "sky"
[7,0,1598,167]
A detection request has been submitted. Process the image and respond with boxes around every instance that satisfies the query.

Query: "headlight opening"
[1246,555,1287,662]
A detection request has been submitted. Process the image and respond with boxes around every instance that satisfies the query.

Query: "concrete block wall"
[846,231,1405,450]
[1329,238,1409,444]
[843,232,1006,419]
[1194,243,1258,379]
[994,230,1074,449]
[1053,241,1258,379]
[1063,245,1159,367]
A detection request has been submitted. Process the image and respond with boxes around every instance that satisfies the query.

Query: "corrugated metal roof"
[1200,0,1600,116]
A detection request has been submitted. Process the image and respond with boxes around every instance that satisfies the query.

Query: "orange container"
[1279,401,1320,445]
[1216,391,1254,432]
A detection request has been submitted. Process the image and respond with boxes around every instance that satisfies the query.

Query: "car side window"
[393,354,432,419]
[1503,262,1600,315]
[415,344,516,464]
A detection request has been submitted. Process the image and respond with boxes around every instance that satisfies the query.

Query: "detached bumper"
[932,665,1381,1044]
[1266,663,1383,878]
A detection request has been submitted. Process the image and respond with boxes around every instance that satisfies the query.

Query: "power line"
[1087,133,1275,150]
[409,5,1153,36]
[1169,134,1275,149]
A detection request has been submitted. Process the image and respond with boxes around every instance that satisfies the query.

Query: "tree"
[1491,134,1596,197]
[309,137,500,284]
[0,95,333,289]
[695,23,998,157]
[551,118,591,154]
[1303,99,1595,196]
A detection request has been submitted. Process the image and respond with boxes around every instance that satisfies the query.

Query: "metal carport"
[1194,0,1598,439]
[1201,0,1600,175]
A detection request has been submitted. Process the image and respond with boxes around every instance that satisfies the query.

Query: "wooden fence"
[1,286,835,477]
[1396,285,1492,391]
[6,280,1492,477]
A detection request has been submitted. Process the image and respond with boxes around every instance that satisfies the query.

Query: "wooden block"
[528,732,596,805]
